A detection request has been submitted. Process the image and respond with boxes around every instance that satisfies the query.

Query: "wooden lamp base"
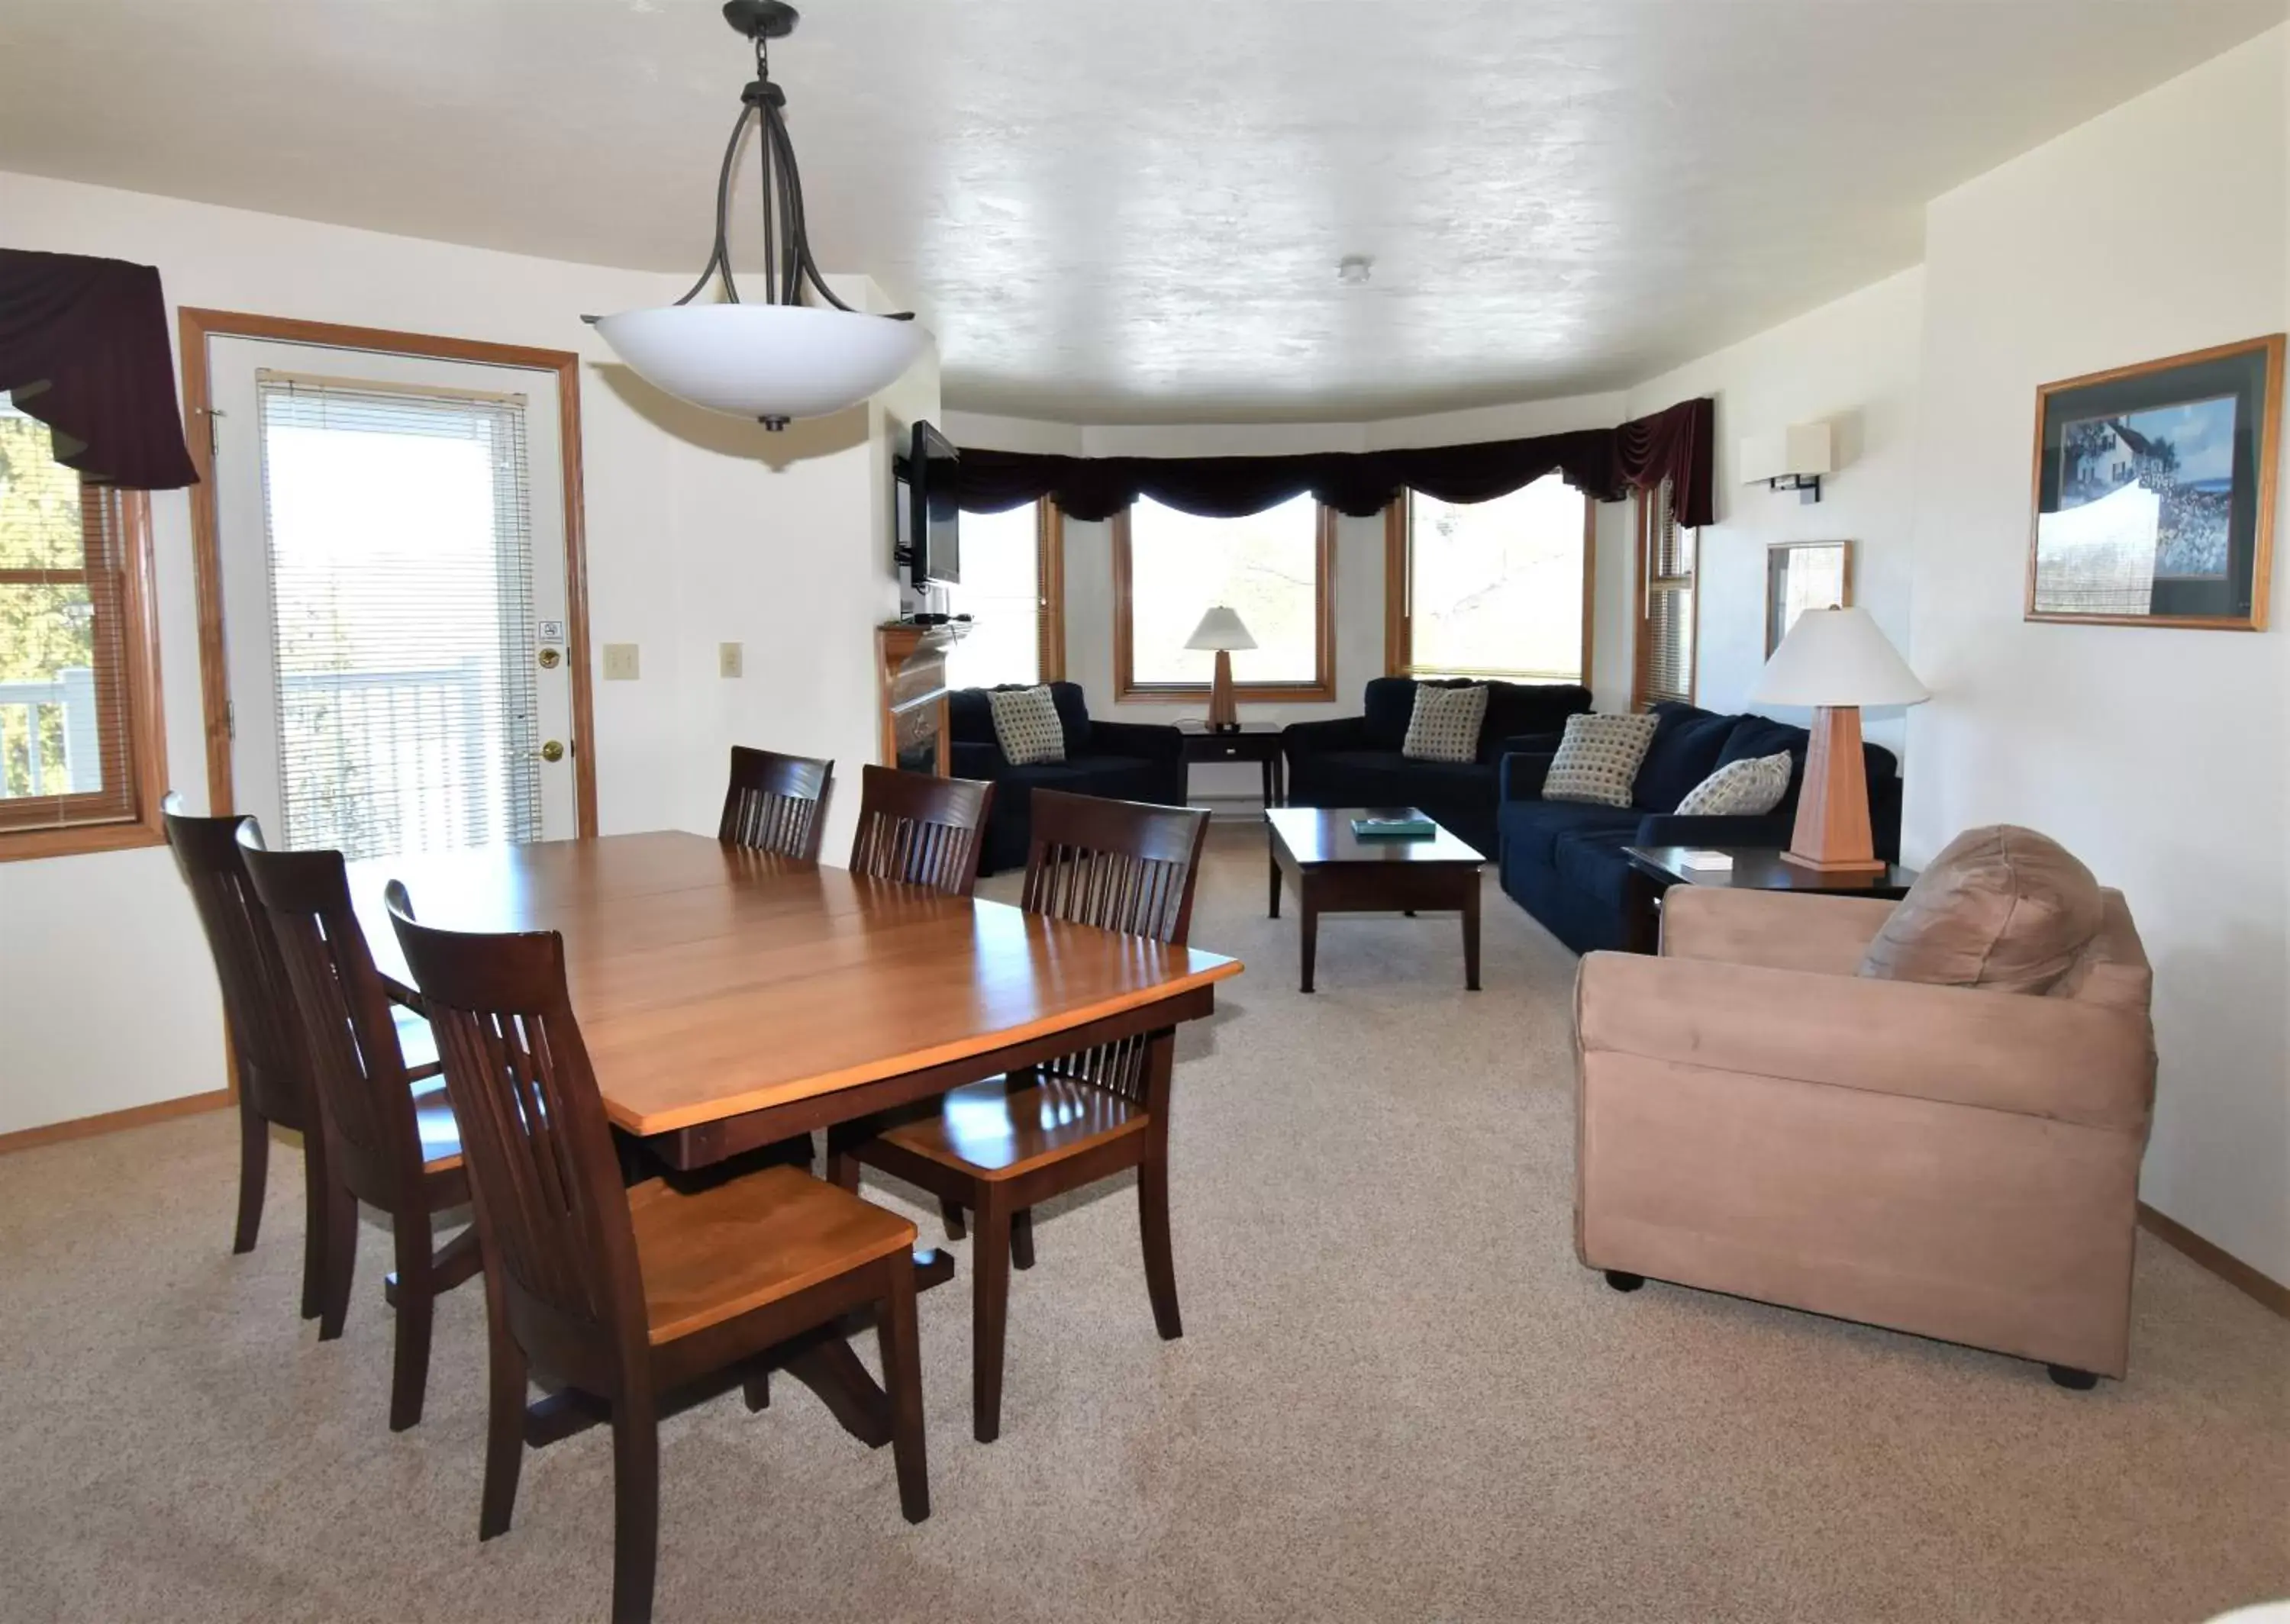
[1781,704,1885,875]
[1206,649,1240,733]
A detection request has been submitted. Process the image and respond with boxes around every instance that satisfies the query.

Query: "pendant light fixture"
[585,0,924,429]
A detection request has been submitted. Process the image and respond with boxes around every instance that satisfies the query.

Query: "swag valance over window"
[0,249,199,491]
[955,397,1713,527]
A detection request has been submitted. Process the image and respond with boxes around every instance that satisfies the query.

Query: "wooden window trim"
[0,486,168,863]
[1036,501,1066,685]
[1111,501,1337,704]
[1630,481,1698,710]
[1383,488,1596,685]
[176,308,598,835]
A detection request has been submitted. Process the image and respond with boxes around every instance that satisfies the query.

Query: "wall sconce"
[1740,421,1835,504]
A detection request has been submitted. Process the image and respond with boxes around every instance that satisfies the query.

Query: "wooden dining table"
[348,829,1242,1445]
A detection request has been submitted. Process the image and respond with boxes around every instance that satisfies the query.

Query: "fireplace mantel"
[875,621,960,775]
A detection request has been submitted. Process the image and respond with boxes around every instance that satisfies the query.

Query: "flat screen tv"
[908,420,960,589]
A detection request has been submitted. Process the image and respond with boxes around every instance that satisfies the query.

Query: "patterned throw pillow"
[1673,751,1793,817]
[1543,712,1659,807]
[1401,683,1489,763]
[989,685,1066,766]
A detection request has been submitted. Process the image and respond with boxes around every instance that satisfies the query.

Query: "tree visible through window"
[1115,494,1329,697]
[1401,475,1588,682]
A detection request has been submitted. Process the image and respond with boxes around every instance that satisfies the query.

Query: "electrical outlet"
[602,643,640,681]
[718,641,743,679]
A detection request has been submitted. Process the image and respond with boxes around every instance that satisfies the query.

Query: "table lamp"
[1186,605,1256,733]
[1747,605,1929,874]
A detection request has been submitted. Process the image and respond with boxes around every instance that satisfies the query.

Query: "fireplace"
[875,622,957,775]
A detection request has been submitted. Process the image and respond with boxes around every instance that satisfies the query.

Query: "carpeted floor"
[2,822,2285,1623]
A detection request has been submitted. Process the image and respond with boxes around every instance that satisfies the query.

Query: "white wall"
[1902,29,2290,1283]
[943,395,1632,802]
[0,171,933,1136]
[1623,269,1927,759]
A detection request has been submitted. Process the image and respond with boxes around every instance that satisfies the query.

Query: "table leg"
[781,1341,893,1448]
[1462,880,1482,991]
[1299,885,1319,994]
[1268,839,1282,919]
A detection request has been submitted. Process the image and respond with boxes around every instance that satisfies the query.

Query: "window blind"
[1635,478,1696,708]
[256,372,540,861]
[0,396,146,835]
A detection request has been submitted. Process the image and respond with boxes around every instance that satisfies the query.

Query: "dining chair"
[386,884,929,1624]
[161,792,334,1320]
[847,763,995,897]
[829,788,1211,1442]
[718,745,834,859]
[237,828,476,1429]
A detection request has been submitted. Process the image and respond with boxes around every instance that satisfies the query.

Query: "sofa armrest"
[1281,715,1367,758]
[949,740,1003,781]
[1498,750,1557,801]
[1493,730,1565,760]
[1633,812,1791,849]
[1657,885,1898,975]
[1575,950,2154,1132]
[1088,719,1185,763]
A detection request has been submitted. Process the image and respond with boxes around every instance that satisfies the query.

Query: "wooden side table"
[1621,845,1917,954]
[1179,723,1285,810]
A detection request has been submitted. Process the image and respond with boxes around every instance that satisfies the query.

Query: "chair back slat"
[237,831,424,1196]
[1020,791,1211,1104]
[718,746,833,859]
[848,765,994,897]
[160,793,309,1130]
[387,888,646,1371]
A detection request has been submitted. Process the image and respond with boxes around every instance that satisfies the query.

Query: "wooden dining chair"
[386,884,929,1624]
[829,788,1211,1442]
[847,763,994,897]
[237,828,476,1429]
[718,746,834,859]
[162,792,334,1320]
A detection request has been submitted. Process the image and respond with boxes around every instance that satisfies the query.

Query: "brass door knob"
[538,647,562,669]
[539,740,566,763]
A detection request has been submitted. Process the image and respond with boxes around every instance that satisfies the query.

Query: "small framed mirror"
[1766,540,1855,655]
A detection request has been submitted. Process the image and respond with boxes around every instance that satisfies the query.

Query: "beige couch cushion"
[1859,825,2104,994]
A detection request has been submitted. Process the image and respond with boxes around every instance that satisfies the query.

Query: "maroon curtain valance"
[956,397,1713,527]
[0,249,198,491]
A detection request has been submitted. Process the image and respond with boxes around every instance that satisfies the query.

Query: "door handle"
[538,740,566,763]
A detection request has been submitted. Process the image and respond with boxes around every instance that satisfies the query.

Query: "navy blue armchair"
[946,682,1186,874]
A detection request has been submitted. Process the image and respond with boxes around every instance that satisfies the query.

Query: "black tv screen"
[909,420,960,588]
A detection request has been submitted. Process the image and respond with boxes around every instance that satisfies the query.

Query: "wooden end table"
[1621,845,1918,953]
[1179,722,1285,810]
[1266,806,1485,993]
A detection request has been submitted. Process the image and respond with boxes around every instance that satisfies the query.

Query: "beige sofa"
[1573,884,2156,1384]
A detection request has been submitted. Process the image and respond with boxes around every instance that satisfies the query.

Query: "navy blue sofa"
[947,682,1186,874]
[1497,701,1903,954]
[1281,677,1594,858]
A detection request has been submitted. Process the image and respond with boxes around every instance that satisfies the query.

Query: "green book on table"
[1350,815,1436,838]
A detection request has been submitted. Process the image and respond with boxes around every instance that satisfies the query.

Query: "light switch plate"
[602,643,640,681]
[718,641,743,679]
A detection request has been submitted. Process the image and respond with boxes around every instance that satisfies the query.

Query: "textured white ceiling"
[0,0,2278,421]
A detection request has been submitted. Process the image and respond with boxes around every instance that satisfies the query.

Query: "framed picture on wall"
[2025,334,2282,630]
[1766,540,1854,655]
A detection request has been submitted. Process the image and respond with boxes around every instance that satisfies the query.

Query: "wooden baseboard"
[2139,1202,2290,1320]
[0,1088,234,1156]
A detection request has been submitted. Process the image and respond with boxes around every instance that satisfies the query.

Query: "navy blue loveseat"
[1497,701,1902,954]
[947,682,1186,875]
[1279,678,1593,859]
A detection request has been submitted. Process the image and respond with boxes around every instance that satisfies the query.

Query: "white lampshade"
[1750,605,1930,708]
[1185,605,1258,652]
[590,303,927,424]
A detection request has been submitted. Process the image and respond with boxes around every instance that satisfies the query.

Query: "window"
[1387,475,1592,682]
[0,395,166,859]
[945,498,1063,690]
[1112,493,1334,700]
[1633,478,1696,708]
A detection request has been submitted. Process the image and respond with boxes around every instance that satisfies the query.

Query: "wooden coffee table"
[1266,806,1485,993]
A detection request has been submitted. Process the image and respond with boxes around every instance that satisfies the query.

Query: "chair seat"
[411,1077,463,1172]
[879,1076,1144,1181]
[631,1167,918,1345]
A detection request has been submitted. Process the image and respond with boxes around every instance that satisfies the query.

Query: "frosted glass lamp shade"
[590,303,927,424]
[1750,606,1929,709]
[1185,606,1258,652]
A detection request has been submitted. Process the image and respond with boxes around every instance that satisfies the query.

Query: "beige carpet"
[3,823,2285,1623]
